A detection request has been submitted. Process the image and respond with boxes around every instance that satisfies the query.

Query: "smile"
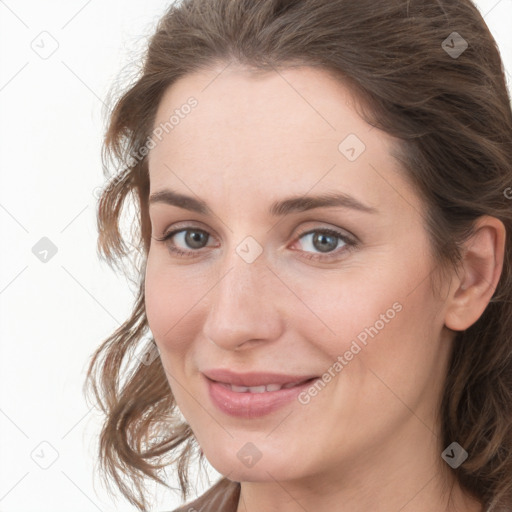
[202,369,319,418]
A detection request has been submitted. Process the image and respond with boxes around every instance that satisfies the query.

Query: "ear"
[444,216,506,332]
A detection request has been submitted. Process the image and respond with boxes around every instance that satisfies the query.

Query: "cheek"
[285,265,404,356]
[144,253,219,366]
[144,255,195,351]
[290,251,442,376]
[327,269,445,413]
[144,259,203,410]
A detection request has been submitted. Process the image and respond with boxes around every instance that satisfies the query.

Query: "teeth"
[230,384,274,393]
[229,383,284,393]
[229,382,302,393]
[231,385,250,392]
[248,385,266,393]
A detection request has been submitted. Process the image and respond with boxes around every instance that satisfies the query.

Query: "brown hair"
[84,0,512,510]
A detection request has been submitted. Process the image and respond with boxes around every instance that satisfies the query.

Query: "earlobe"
[444,216,506,332]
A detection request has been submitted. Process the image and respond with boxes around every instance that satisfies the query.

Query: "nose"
[201,248,285,351]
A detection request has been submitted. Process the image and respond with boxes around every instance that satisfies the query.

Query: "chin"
[204,445,308,483]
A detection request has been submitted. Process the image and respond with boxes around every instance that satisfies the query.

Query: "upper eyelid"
[159,223,218,243]
[151,208,360,238]
[159,222,351,235]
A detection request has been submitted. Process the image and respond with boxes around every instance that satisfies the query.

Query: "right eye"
[154,227,216,257]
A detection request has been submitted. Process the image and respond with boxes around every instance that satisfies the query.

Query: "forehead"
[147,64,418,217]
[149,64,375,158]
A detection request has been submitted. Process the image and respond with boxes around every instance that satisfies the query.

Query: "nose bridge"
[202,242,282,350]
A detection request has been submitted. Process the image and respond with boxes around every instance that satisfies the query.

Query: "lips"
[202,369,319,418]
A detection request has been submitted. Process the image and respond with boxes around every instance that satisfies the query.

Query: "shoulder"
[169,477,241,512]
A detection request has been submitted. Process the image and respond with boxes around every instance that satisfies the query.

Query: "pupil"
[314,233,337,253]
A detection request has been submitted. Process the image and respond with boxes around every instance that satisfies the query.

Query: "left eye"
[293,228,356,260]
[297,229,347,253]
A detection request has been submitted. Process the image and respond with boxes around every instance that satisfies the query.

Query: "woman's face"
[145,64,455,485]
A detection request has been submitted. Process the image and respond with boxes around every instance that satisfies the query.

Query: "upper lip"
[202,369,318,387]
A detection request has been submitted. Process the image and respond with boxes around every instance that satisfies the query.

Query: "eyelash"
[153,226,357,262]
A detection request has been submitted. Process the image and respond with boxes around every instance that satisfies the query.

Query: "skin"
[144,63,504,512]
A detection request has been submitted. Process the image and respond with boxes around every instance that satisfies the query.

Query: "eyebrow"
[149,188,378,216]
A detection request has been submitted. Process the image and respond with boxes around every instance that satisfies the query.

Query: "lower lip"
[205,376,318,418]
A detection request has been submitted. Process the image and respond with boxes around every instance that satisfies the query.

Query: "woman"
[85,0,512,511]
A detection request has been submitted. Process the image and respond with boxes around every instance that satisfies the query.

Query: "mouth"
[202,369,320,418]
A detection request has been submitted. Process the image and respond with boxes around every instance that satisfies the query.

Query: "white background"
[0,1,511,511]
